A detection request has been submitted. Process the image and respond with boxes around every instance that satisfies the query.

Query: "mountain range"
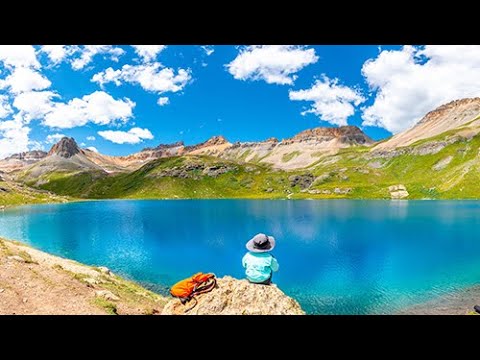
[2,97,480,204]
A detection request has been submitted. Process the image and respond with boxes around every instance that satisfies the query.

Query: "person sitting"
[242,233,279,285]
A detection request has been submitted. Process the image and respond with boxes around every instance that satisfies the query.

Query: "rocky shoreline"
[0,237,304,315]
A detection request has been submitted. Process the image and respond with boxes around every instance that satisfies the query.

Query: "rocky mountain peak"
[417,97,480,126]
[4,150,47,161]
[48,137,81,158]
[288,125,373,145]
[204,135,229,146]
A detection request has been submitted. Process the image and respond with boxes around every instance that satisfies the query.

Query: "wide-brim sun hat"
[246,233,276,253]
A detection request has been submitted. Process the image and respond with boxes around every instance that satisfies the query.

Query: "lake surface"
[2,200,480,314]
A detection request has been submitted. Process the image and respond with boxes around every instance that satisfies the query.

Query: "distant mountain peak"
[288,125,373,145]
[48,137,81,158]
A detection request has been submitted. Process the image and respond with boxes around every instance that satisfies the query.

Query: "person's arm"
[270,256,279,272]
[242,254,248,268]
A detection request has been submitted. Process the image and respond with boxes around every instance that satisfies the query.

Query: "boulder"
[289,173,315,190]
[95,290,120,302]
[388,184,409,199]
[162,276,304,315]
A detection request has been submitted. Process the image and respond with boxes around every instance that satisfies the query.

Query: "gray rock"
[388,184,409,199]
[388,184,407,192]
[97,266,113,276]
[162,276,304,315]
[264,188,274,193]
[334,188,352,195]
[288,173,315,189]
[95,290,120,302]
[368,161,383,169]
[390,190,409,199]
[0,288,5,293]
[432,156,453,171]
[313,173,331,185]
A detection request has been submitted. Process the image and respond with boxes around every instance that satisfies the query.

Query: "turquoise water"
[2,200,480,314]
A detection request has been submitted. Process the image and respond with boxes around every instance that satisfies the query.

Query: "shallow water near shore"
[1,199,480,314]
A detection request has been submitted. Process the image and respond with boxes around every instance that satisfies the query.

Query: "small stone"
[22,298,28,303]
[84,278,99,286]
[0,288,5,293]
[97,266,112,276]
[95,290,120,302]
[8,255,26,263]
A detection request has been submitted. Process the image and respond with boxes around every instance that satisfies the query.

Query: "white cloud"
[43,91,135,129]
[98,127,153,144]
[86,136,96,141]
[40,45,76,65]
[361,45,480,133]
[157,97,169,106]
[0,116,31,159]
[0,67,51,94]
[71,45,125,70]
[201,45,214,56]
[0,95,12,119]
[0,45,40,69]
[289,76,366,126]
[45,133,66,144]
[13,91,58,121]
[86,146,98,153]
[226,45,318,85]
[131,45,166,62]
[92,62,191,94]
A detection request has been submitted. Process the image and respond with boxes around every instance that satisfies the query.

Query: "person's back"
[242,233,279,285]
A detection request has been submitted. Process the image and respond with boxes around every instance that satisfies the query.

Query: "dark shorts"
[248,275,272,285]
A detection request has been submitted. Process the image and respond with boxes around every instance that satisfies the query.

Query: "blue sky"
[1,45,480,157]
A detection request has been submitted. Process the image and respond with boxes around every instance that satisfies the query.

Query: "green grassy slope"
[22,129,480,200]
[0,178,69,207]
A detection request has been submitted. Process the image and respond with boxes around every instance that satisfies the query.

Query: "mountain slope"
[218,126,373,169]
[18,137,107,187]
[375,98,480,150]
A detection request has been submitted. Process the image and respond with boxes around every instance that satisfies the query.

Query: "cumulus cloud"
[71,45,125,70]
[157,97,169,106]
[40,45,76,65]
[0,67,51,94]
[98,127,153,144]
[289,76,366,126]
[201,45,214,56]
[0,45,40,69]
[0,95,12,119]
[92,62,191,94]
[86,136,96,141]
[45,133,66,144]
[226,45,318,85]
[131,45,166,62]
[0,116,31,159]
[361,45,480,133]
[12,91,58,121]
[43,91,135,129]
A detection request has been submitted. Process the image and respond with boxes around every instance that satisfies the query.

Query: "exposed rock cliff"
[48,137,81,158]
[162,276,305,315]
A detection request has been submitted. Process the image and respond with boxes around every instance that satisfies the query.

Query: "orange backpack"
[170,272,217,312]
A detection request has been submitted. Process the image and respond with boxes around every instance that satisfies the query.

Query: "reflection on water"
[2,200,480,314]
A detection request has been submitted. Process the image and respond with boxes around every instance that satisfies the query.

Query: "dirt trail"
[0,238,166,315]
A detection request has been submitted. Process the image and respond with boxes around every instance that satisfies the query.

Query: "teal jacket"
[242,252,279,283]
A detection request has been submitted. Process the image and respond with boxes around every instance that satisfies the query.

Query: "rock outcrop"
[48,137,81,158]
[388,184,409,199]
[162,276,305,315]
[286,125,374,146]
[375,98,480,150]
